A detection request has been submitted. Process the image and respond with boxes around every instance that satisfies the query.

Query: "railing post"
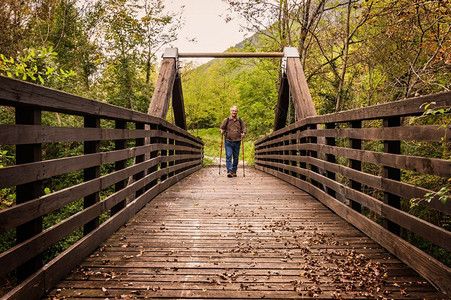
[168,134,175,178]
[290,131,297,178]
[349,120,362,211]
[83,116,100,234]
[15,106,43,282]
[134,122,145,198]
[160,127,168,181]
[308,124,320,187]
[111,120,127,215]
[284,134,290,175]
[383,117,401,235]
[146,124,160,189]
[299,127,307,181]
[325,122,336,198]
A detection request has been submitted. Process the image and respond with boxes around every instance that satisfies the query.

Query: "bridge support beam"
[148,48,187,130]
[284,48,317,121]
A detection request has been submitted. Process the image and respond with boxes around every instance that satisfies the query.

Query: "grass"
[188,128,255,165]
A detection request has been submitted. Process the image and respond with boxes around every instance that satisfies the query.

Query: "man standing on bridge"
[220,105,247,177]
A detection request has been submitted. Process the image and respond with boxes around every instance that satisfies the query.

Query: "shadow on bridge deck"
[45,167,444,299]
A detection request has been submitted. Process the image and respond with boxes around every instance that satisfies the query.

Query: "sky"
[163,0,250,64]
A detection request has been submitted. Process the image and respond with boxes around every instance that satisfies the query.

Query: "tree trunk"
[335,0,352,112]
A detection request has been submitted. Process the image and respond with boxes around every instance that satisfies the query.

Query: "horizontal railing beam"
[178,52,284,58]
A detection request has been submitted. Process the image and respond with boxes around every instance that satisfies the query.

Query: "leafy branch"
[0,47,75,85]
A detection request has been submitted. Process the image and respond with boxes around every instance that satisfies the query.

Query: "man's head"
[230,105,238,118]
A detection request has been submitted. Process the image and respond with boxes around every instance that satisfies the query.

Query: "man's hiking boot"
[232,171,237,177]
[227,171,233,178]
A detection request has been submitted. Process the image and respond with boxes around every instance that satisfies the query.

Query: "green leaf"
[44,187,51,195]
[6,71,12,78]
[38,75,44,84]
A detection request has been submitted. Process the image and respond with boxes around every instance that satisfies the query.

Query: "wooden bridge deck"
[45,167,444,299]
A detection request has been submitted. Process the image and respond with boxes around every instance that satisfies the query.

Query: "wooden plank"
[160,130,203,148]
[256,165,451,294]
[0,124,156,145]
[0,143,201,190]
[313,91,451,124]
[286,57,317,121]
[0,144,162,189]
[0,76,159,124]
[273,74,290,131]
[172,73,187,130]
[0,157,163,233]
[148,58,176,119]
[255,91,451,144]
[255,160,451,251]
[258,125,449,145]
[304,125,449,142]
[284,154,449,213]
[256,143,450,177]
[2,270,45,300]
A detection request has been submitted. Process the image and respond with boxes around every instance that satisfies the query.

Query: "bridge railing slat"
[0,77,203,299]
[255,91,451,294]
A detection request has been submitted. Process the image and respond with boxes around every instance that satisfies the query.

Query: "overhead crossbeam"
[178,52,284,58]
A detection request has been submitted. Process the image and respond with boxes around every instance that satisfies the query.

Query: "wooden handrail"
[0,77,204,299]
[255,91,451,294]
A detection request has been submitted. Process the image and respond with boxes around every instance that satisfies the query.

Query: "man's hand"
[241,133,245,138]
[220,129,224,135]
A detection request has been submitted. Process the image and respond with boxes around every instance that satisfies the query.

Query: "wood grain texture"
[148,58,177,119]
[0,76,159,123]
[255,165,450,295]
[255,91,451,144]
[255,159,451,251]
[286,58,317,121]
[255,154,450,214]
[255,143,450,177]
[4,165,201,300]
[41,167,446,299]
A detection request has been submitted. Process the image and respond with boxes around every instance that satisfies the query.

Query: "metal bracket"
[163,47,179,70]
[281,47,300,76]
[283,47,300,58]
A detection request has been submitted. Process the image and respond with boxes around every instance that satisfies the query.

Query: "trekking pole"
[219,133,224,175]
[242,136,245,177]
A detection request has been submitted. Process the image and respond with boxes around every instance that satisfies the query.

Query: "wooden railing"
[0,76,203,299]
[255,92,451,294]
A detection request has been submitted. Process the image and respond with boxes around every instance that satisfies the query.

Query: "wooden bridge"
[0,48,450,299]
